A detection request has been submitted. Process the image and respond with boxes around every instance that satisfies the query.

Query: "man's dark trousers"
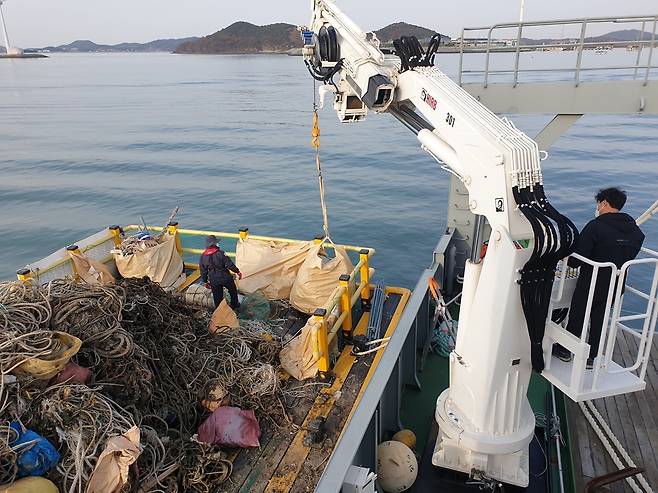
[210,279,239,309]
[565,270,615,359]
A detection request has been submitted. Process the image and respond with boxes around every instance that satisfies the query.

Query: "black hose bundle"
[393,33,443,72]
[513,183,579,372]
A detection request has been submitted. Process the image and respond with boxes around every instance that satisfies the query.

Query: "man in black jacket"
[554,188,645,367]
[200,235,242,309]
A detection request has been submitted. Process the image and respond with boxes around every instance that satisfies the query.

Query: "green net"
[238,292,271,321]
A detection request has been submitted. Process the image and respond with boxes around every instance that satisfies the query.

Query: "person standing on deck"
[554,188,645,368]
[200,235,242,309]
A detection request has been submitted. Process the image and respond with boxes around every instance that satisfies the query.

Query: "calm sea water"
[1,52,657,291]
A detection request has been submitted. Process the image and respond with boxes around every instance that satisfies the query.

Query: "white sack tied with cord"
[236,239,313,300]
[289,243,354,314]
[280,310,337,381]
[113,234,184,289]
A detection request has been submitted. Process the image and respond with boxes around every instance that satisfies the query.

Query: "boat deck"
[218,291,406,493]
[569,330,658,492]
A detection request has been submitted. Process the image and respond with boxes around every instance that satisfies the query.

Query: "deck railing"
[124,224,376,376]
[457,15,658,87]
[15,224,377,377]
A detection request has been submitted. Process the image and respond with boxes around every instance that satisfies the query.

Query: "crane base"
[431,390,531,487]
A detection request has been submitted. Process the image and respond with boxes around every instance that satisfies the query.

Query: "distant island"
[24,37,199,54]
[174,21,450,55]
[23,23,655,55]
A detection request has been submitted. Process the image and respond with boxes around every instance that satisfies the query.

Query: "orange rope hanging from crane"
[311,109,331,240]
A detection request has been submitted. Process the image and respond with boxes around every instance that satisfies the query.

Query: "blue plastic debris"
[9,422,61,477]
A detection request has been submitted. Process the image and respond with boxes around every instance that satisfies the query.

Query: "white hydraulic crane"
[301,0,581,487]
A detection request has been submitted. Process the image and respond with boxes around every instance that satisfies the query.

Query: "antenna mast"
[0,0,22,56]
[0,1,11,53]
[519,0,526,23]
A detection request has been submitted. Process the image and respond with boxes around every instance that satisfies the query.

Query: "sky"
[2,0,657,47]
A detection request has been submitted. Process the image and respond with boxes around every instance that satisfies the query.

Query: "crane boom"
[302,0,578,486]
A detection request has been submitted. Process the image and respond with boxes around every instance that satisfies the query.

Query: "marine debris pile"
[0,276,310,492]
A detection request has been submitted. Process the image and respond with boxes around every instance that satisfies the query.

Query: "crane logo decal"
[421,89,437,110]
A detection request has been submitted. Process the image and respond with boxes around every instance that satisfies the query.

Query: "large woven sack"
[185,283,214,308]
[86,426,141,493]
[114,234,183,288]
[279,317,319,381]
[289,244,353,314]
[236,239,313,300]
[14,332,82,380]
[209,300,240,334]
[70,252,115,286]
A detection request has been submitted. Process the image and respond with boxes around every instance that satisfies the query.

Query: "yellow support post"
[359,249,371,309]
[339,274,353,337]
[239,228,249,241]
[16,268,33,282]
[313,308,330,376]
[108,225,122,247]
[67,245,82,279]
[168,222,183,256]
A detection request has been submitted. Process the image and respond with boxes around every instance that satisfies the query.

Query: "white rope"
[352,337,390,356]
[311,80,331,241]
[579,400,652,492]
[315,149,331,240]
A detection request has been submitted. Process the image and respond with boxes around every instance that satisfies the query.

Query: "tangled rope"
[0,281,56,375]
[0,424,20,485]
[0,277,319,492]
[26,384,136,493]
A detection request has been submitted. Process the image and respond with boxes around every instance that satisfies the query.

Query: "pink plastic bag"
[197,406,261,448]
[53,362,91,385]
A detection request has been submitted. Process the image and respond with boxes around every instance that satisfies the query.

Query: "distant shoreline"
[0,53,48,59]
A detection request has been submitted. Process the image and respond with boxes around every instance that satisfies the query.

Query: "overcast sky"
[3,0,657,47]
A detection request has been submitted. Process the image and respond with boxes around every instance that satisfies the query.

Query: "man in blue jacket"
[554,188,645,367]
[200,235,242,309]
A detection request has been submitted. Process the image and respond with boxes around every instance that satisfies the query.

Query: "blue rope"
[431,319,458,357]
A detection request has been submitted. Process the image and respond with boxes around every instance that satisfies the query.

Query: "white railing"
[457,15,658,87]
[543,248,658,401]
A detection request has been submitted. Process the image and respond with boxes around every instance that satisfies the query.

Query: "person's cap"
[205,235,219,247]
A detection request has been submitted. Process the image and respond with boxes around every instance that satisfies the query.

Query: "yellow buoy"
[1,477,59,493]
[377,441,418,493]
[392,429,417,450]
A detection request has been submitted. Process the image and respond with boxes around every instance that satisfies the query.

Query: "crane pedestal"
[432,389,534,487]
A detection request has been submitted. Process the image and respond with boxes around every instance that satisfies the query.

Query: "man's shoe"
[586,358,595,370]
[552,345,573,363]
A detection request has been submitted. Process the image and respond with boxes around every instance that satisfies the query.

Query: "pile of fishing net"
[0,277,314,493]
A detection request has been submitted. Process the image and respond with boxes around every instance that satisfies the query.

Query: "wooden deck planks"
[572,331,658,493]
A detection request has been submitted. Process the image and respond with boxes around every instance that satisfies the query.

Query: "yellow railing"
[311,249,373,375]
[19,223,379,376]
[124,224,376,376]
